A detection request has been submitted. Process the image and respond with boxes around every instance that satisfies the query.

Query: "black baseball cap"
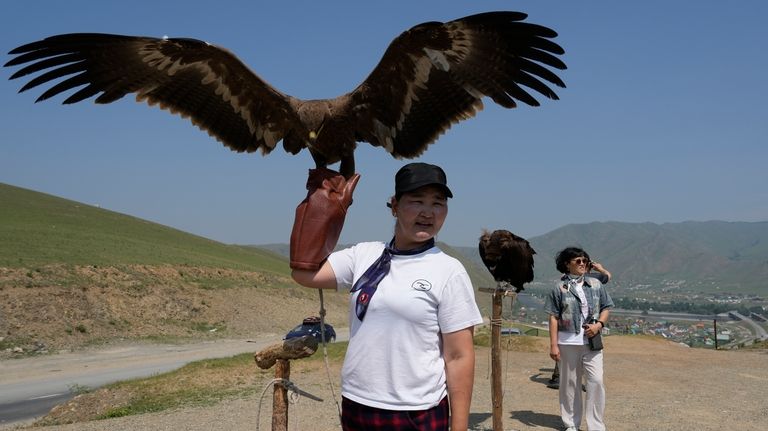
[394,162,453,199]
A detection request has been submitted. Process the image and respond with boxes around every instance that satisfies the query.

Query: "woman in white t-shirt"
[292,162,483,431]
[544,247,614,431]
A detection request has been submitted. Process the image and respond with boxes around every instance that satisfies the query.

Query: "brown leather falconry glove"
[290,168,360,271]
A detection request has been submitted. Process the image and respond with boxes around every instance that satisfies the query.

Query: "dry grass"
[0,264,349,357]
[33,341,351,426]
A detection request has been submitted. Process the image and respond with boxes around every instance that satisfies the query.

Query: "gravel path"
[6,336,767,431]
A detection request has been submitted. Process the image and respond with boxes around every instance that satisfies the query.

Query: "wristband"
[597,321,604,328]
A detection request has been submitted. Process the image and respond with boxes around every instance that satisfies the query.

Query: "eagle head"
[296,100,331,143]
[478,229,536,292]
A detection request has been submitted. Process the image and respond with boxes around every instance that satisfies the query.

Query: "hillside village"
[510,290,767,350]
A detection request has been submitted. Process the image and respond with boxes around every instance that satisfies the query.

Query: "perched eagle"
[4,11,565,178]
[478,229,536,292]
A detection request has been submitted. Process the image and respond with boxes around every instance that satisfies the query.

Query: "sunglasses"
[571,258,590,265]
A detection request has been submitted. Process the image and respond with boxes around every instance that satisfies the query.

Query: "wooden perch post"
[255,335,319,431]
[480,283,517,431]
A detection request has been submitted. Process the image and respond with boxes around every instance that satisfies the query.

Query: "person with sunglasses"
[544,247,614,431]
[548,261,611,389]
[291,162,483,431]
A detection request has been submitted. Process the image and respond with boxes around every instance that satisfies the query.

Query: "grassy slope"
[0,183,288,274]
[0,183,353,355]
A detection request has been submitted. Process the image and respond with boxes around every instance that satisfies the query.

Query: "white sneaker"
[564,427,578,431]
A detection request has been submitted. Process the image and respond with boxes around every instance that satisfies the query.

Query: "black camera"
[584,318,604,351]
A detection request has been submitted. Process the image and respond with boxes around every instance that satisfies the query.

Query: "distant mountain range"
[3,182,764,295]
[454,221,768,294]
[262,221,768,295]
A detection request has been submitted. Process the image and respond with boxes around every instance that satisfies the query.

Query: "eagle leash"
[317,288,343,425]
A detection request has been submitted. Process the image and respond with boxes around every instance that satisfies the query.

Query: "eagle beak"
[308,118,327,141]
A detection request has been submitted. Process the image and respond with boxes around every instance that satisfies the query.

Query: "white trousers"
[558,344,606,431]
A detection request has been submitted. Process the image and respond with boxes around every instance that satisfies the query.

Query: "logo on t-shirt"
[411,279,432,291]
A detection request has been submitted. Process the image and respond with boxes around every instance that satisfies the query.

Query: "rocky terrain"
[0,264,348,357]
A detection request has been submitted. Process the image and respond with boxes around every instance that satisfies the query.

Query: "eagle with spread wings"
[5,11,565,178]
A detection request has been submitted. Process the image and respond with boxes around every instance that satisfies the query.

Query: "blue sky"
[1,1,766,247]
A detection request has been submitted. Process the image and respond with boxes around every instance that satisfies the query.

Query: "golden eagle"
[5,11,565,178]
[478,229,536,292]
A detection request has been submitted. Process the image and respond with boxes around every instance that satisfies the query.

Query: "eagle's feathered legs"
[338,154,356,180]
[308,149,329,172]
[309,149,356,180]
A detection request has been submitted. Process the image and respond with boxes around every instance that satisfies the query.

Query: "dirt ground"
[6,335,766,431]
[2,265,766,430]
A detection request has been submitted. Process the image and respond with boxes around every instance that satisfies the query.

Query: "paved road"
[0,327,349,429]
[0,336,280,427]
[728,311,768,340]
[610,308,734,322]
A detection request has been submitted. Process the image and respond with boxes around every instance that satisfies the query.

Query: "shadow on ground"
[469,409,560,430]
[469,412,491,430]
[530,367,557,387]
[510,410,562,429]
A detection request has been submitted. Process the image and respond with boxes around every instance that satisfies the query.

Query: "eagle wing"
[5,33,303,155]
[499,232,536,290]
[350,11,566,158]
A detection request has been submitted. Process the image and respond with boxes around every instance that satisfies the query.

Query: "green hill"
[436,241,495,287]
[0,183,287,274]
[0,183,352,356]
[4,182,765,355]
[0,183,499,354]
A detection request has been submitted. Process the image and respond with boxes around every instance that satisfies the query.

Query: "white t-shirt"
[328,241,483,410]
[558,279,589,346]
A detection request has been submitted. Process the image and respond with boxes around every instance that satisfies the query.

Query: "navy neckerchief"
[351,237,435,321]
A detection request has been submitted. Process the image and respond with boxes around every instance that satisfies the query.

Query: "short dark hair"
[555,247,591,274]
